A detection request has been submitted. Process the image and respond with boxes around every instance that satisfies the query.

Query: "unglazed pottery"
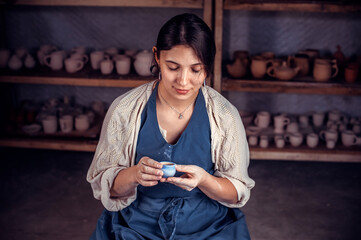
[267,61,300,81]
[134,50,153,76]
[251,56,272,79]
[226,58,247,78]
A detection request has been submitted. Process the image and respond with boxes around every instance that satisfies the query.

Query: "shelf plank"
[1,137,360,162]
[0,138,97,152]
[222,78,361,96]
[1,0,204,8]
[250,146,361,163]
[0,75,153,88]
[224,0,361,13]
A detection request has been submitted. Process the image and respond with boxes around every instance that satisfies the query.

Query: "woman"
[87,13,255,240]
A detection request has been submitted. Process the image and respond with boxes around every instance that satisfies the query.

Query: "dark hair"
[152,13,216,78]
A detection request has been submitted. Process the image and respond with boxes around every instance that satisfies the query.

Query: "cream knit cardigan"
[87,81,255,211]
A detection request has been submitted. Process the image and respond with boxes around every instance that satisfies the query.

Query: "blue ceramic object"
[160,161,176,178]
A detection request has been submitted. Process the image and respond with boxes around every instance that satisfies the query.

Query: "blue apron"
[91,83,250,240]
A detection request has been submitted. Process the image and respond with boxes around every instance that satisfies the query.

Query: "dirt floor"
[0,147,360,240]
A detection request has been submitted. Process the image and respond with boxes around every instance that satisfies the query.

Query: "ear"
[152,46,159,65]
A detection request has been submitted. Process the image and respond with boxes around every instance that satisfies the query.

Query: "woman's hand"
[161,165,208,191]
[134,157,163,187]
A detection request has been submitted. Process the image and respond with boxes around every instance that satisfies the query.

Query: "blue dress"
[91,83,250,240]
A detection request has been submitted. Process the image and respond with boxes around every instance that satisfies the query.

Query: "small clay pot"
[344,64,359,83]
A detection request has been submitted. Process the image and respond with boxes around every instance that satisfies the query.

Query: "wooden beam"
[224,1,361,13]
[213,0,223,92]
[250,146,361,163]
[1,138,360,162]
[0,75,152,88]
[2,0,204,8]
[202,0,213,30]
[222,78,361,96]
[0,138,97,152]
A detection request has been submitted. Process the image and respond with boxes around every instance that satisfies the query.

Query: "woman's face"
[155,45,206,102]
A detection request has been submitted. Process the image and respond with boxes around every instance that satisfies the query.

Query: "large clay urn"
[250,56,272,79]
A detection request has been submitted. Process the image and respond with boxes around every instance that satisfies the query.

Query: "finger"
[165,179,194,191]
[175,164,194,173]
[139,180,159,187]
[141,157,162,169]
[137,173,161,187]
[141,173,162,181]
[166,176,192,186]
[140,164,163,176]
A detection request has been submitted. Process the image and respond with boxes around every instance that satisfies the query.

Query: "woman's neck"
[157,82,198,110]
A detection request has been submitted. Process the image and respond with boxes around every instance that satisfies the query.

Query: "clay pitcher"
[251,56,272,79]
[313,59,338,82]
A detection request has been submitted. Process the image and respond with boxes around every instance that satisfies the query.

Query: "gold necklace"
[158,90,195,119]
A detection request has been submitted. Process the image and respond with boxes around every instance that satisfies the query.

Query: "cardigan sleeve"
[204,87,255,209]
[86,83,152,211]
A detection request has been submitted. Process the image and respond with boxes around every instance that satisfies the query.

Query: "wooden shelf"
[3,75,360,95]
[1,137,360,162]
[224,0,361,13]
[0,75,153,88]
[212,0,361,91]
[250,145,361,163]
[0,0,204,8]
[222,78,361,95]
[0,137,97,152]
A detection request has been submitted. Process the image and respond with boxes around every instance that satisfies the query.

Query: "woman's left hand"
[161,165,208,191]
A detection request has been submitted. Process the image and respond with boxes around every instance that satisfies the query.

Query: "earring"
[203,79,206,87]
[158,71,162,80]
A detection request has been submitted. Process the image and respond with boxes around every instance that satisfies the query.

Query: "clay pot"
[287,54,309,76]
[226,58,247,78]
[344,63,359,83]
[134,50,153,76]
[313,59,338,82]
[8,55,22,70]
[250,56,272,79]
[298,49,320,60]
[24,54,36,69]
[267,61,300,81]
[260,51,275,60]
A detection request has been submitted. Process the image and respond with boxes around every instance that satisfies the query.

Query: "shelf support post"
[213,0,223,92]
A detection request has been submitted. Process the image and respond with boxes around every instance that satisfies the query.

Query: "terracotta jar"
[313,59,338,82]
[251,56,272,79]
[226,58,247,78]
[344,63,359,83]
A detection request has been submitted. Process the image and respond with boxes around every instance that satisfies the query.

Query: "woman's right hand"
[134,157,163,187]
